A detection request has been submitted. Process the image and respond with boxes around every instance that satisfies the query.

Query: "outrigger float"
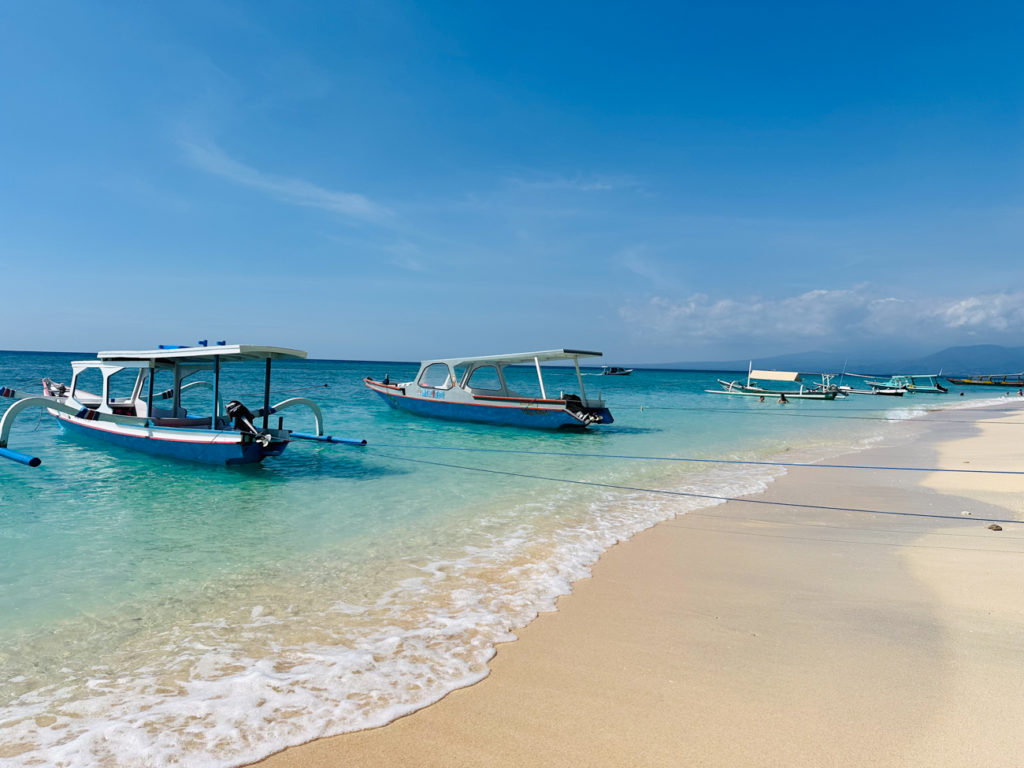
[364,349,614,429]
[0,344,366,467]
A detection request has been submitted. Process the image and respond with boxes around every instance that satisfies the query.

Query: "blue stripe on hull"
[373,391,611,429]
[59,419,283,465]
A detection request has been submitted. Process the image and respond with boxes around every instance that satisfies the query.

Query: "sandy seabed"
[252,402,1024,768]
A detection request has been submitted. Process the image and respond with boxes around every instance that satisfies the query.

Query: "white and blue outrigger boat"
[364,349,613,429]
[0,343,365,467]
[861,373,948,394]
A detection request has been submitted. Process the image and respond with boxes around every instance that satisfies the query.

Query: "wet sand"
[252,402,1024,767]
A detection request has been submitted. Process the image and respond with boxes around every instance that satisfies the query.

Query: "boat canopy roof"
[846,371,943,379]
[422,349,602,368]
[97,345,308,365]
[750,369,802,382]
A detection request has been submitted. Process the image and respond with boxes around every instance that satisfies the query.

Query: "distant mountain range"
[636,345,1024,376]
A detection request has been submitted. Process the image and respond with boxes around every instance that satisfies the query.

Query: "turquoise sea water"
[0,351,1013,766]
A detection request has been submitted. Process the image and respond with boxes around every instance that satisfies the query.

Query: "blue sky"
[2,1,1022,363]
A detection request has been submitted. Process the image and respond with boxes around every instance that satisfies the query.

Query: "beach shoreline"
[251,400,1024,767]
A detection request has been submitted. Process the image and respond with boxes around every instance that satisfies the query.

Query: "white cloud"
[615,246,667,286]
[507,172,640,193]
[938,294,1024,332]
[619,287,1024,346]
[180,140,392,222]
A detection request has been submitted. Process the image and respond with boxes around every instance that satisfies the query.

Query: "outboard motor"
[562,393,601,425]
[225,400,272,446]
[226,400,258,434]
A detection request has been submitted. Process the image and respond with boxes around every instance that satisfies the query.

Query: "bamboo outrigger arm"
[0,395,94,466]
[255,397,325,435]
[258,397,367,446]
[0,387,155,467]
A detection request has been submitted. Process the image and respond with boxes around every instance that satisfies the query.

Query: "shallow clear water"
[0,352,1013,766]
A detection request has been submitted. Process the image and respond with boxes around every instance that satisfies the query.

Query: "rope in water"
[626,404,1024,424]
[372,451,1019,526]
[368,442,1024,475]
[637,402,1024,412]
[237,383,330,398]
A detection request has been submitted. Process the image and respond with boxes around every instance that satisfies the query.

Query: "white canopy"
[423,349,602,368]
[97,345,308,365]
[750,369,802,382]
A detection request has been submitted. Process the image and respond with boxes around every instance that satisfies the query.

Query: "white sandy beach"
[252,402,1024,767]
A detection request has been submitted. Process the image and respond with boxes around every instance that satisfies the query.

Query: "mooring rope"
[368,442,1024,475]
[372,451,1019,526]
[626,404,1024,424]
[660,521,1024,554]
[237,383,331,398]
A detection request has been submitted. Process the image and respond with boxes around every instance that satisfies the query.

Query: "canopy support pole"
[212,355,220,430]
[534,357,547,399]
[146,363,155,418]
[575,358,587,401]
[173,363,182,416]
[263,358,272,430]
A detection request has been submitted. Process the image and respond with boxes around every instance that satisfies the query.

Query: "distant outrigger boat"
[0,344,366,468]
[601,366,633,376]
[836,385,905,397]
[945,372,1024,387]
[705,364,838,400]
[862,373,948,394]
[807,373,850,398]
[364,349,613,429]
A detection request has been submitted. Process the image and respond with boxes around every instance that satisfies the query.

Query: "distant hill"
[637,345,1024,376]
[892,345,1024,376]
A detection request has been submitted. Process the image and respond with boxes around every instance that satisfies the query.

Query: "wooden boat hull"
[945,377,1023,387]
[367,383,613,429]
[53,411,288,465]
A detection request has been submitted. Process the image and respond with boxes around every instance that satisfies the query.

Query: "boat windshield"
[418,363,453,389]
[72,367,103,400]
[467,365,502,392]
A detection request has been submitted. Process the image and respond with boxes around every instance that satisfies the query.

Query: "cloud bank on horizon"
[619,288,1024,359]
[0,2,1021,362]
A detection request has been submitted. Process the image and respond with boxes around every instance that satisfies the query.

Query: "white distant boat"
[705,363,838,400]
[601,366,633,376]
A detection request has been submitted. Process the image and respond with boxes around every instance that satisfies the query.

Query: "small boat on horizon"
[364,349,614,429]
[601,366,633,376]
[0,343,366,468]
